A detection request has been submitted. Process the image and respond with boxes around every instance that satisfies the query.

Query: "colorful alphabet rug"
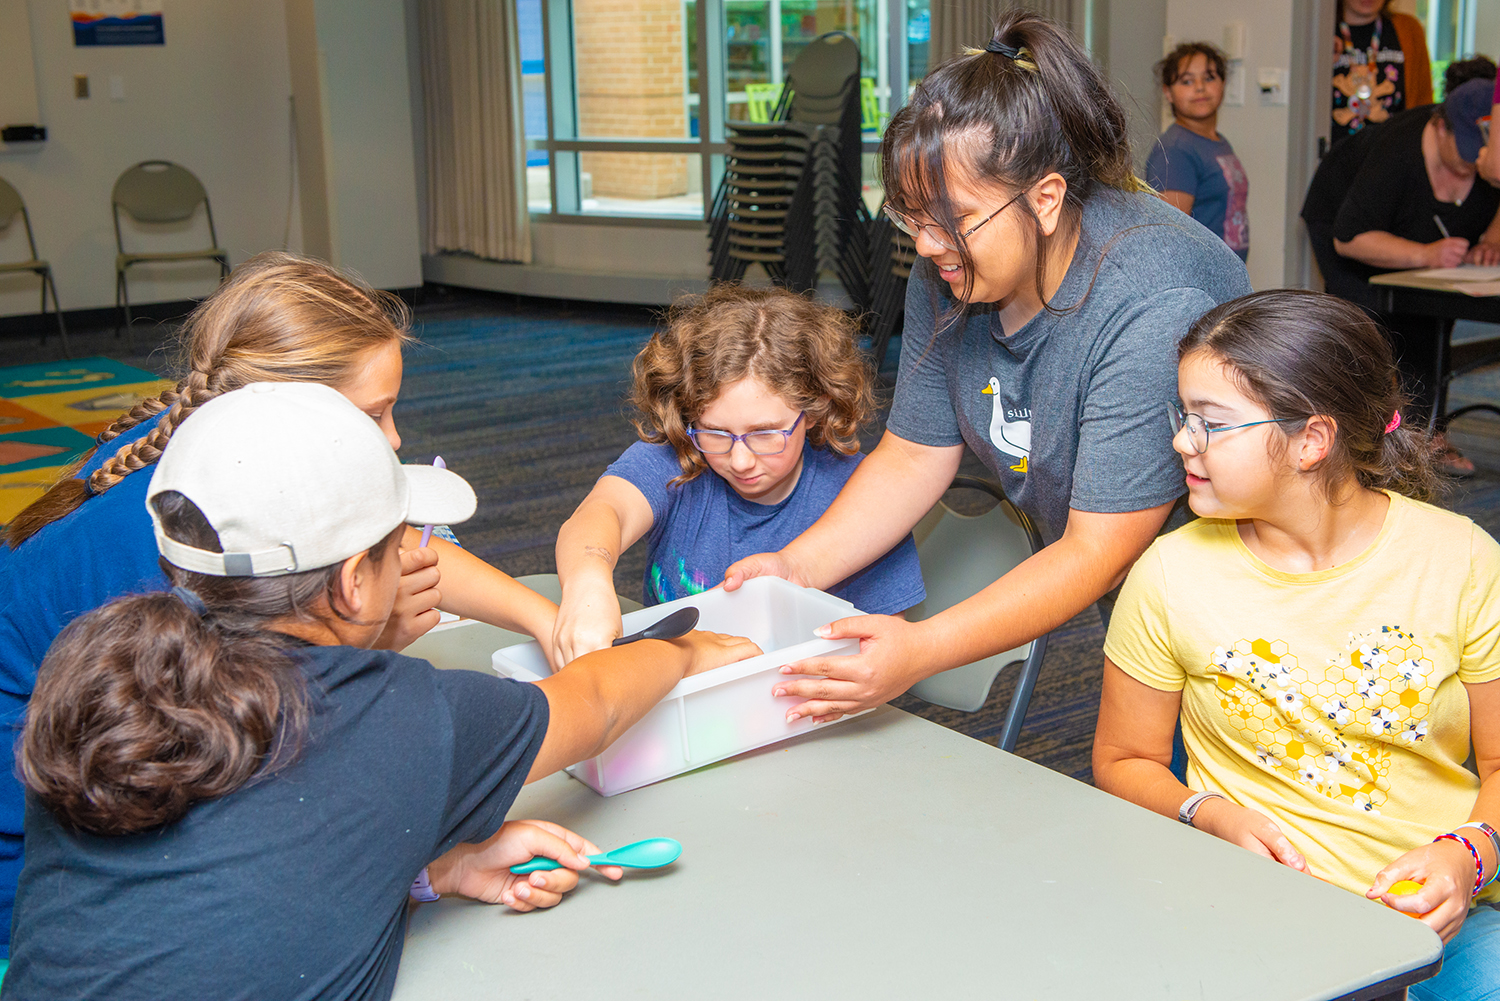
[0,357,172,525]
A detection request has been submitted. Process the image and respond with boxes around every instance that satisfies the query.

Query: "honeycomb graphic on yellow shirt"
[1207,626,1435,815]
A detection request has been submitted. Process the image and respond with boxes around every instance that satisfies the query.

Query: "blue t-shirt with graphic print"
[603,440,925,614]
[1146,124,1250,261]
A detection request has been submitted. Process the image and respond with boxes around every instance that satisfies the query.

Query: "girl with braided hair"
[0,252,559,953]
[722,10,1250,725]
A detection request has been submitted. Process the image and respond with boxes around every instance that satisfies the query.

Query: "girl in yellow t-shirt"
[1094,289,1500,1001]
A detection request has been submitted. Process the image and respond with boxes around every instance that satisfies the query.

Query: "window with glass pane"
[518,0,551,212]
[723,0,887,130]
[1413,0,1481,95]
[559,0,699,214]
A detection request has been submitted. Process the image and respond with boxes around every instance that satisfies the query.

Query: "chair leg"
[42,269,70,359]
[118,268,135,351]
[997,632,1048,754]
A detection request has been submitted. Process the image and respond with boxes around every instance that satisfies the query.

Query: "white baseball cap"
[146,382,477,577]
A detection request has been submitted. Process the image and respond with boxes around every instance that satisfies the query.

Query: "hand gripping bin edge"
[491,577,868,795]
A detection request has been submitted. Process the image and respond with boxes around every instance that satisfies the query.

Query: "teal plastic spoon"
[509,836,682,875]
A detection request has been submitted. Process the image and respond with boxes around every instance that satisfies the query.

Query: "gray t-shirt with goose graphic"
[887,188,1251,548]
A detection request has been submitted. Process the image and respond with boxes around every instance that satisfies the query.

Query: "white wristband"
[1178,791,1225,826]
[410,866,441,902]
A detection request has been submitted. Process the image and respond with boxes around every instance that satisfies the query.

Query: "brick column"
[573,0,688,199]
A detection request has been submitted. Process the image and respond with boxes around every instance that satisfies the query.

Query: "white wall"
[0,0,301,317]
[1165,0,1294,291]
[293,0,422,290]
[1104,0,1168,172]
[1476,4,1499,64]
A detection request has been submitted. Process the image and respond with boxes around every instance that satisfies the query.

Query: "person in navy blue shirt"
[1146,41,1250,261]
[5,382,757,1001]
[0,253,562,957]
[550,284,925,666]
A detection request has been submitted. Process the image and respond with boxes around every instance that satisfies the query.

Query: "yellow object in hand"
[1388,880,1424,896]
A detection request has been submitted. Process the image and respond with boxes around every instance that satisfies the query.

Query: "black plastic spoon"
[611,606,700,646]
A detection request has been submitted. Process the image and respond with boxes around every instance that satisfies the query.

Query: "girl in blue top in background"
[1146,42,1251,261]
[550,283,925,666]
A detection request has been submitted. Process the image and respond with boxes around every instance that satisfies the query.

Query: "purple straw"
[418,456,446,548]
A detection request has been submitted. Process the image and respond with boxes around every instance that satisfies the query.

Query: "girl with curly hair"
[550,283,925,665]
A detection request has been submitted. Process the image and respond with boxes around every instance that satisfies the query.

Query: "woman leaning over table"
[721,10,1250,724]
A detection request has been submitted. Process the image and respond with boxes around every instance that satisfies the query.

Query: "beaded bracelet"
[1434,833,1485,898]
[1455,822,1500,889]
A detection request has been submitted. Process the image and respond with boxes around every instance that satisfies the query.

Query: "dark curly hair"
[631,283,874,485]
[1155,42,1227,94]
[1179,290,1441,504]
[16,491,403,836]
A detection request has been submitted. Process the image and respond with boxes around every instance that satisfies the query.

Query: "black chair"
[905,476,1050,753]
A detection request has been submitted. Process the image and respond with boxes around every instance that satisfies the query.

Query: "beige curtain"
[418,0,531,263]
[928,1,1079,67]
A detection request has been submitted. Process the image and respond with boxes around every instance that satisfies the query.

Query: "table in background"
[1369,269,1500,426]
[390,692,1441,1001]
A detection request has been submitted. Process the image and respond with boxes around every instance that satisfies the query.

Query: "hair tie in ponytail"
[171,586,210,619]
[1385,411,1402,434]
[984,38,1037,70]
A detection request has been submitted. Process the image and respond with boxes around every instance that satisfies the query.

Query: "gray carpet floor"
[6,290,1500,784]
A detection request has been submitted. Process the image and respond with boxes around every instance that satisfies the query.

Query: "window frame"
[531,0,911,225]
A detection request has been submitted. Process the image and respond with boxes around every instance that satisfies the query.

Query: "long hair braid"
[5,251,411,548]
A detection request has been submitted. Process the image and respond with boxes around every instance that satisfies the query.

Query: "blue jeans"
[1411,902,1500,1001]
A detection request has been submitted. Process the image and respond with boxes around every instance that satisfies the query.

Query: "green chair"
[906,476,1050,752]
[744,82,784,124]
[0,176,68,357]
[859,77,882,133]
[111,160,230,341]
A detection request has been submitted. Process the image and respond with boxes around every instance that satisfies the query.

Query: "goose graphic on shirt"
[982,377,1030,473]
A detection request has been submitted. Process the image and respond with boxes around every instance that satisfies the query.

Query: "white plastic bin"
[492,577,865,796]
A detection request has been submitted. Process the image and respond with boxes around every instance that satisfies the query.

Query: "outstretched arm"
[527,630,761,782]
[764,501,1173,723]
[724,430,961,593]
[553,476,655,665]
[376,528,560,654]
[1335,231,1470,270]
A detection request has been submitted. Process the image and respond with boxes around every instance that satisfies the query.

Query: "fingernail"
[516,884,530,900]
[815,625,831,637]
[773,688,784,697]
[786,712,797,723]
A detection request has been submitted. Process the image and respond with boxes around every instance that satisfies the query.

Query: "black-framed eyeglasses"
[883,187,1029,253]
[687,412,804,455]
[1168,402,1301,455]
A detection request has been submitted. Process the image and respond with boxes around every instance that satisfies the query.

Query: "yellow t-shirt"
[1104,491,1500,898]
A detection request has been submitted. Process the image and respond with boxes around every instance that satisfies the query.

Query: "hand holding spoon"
[509,836,682,875]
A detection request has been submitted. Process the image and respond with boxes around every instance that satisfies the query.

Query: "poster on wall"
[71,1,164,46]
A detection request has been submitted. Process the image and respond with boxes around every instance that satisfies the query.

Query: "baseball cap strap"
[156,534,300,577]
